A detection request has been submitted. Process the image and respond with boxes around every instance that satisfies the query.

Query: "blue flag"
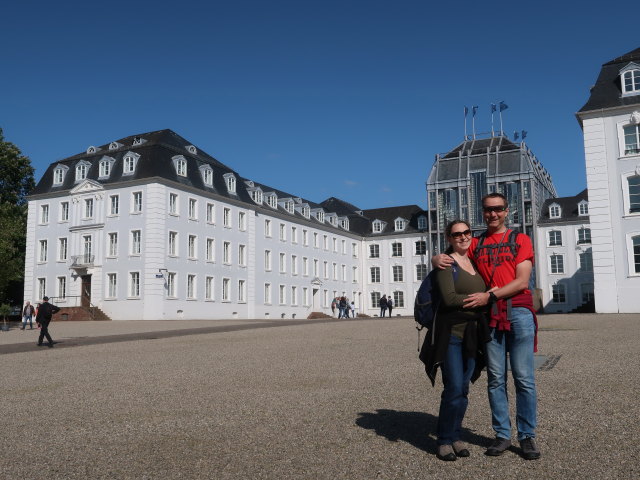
[464,106,469,117]
[499,101,508,112]
[491,103,497,113]
[521,130,527,139]
[514,131,519,140]
[472,106,478,116]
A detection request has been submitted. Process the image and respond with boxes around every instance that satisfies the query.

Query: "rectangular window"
[99,161,111,178]
[109,195,119,215]
[313,233,319,248]
[188,235,197,258]
[624,124,640,155]
[548,230,562,246]
[239,211,246,231]
[313,259,319,276]
[577,228,591,245]
[206,238,215,262]
[265,250,272,271]
[291,255,298,275]
[167,273,176,298]
[392,242,403,257]
[332,237,337,252]
[132,192,143,213]
[332,262,338,280]
[206,203,215,223]
[265,219,272,237]
[352,243,358,258]
[550,254,564,274]
[107,273,117,298]
[83,235,92,261]
[108,233,117,257]
[581,283,594,303]
[415,241,426,255]
[303,287,309,306]
[223,207,231,227]
[393,265,404,282]
[222,278,230,301]
[323,261,328,279]
[371,291,381,308]
[264,283,271,304]
[38,278,46,301]
[292,227,298,243]
[280,253,286,273]
[291,286,297,305]
[169,193,178,215]
[303,230,308,246]
[187,274,196,299]
[341,240,346,254]
[40,205,49,224]
[352,266,358,283]
[131,230,141,255]
[633,236,640,273]
[279,285,286,304]
[238,280,246,303]
[130,272,140,298]
[188,198,197,220]
[60,201,69,222]
[552,284,566,303]
[579,250,593,272]
[39,240,48,262]
[393,291,405,308]
[341,264,346,281]
[205,276,214,300]
[168,231,178,256]
[223,242,231,264]
[323,235,328,250]
[84,198,94,219]
[416,264,428,281]
[57,276,67,299]
[239,244,246,266]
[371,266,380,283]
[302,257,309,276]
[280,223,286,241]
[369,244,380,258]
[58,238,68,261]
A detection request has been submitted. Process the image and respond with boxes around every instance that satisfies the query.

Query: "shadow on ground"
[355,409,493,454]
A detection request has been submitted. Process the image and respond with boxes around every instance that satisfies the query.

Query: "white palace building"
[24,129,431,320]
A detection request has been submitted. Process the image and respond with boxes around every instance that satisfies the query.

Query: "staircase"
[568,300,595,314]
[57,306,112,321]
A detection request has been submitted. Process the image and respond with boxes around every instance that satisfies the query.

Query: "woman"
[421,220,490,461]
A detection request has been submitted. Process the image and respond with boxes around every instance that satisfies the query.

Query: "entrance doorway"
[81,275,92,307]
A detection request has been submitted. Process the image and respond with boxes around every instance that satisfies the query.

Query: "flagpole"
[490,103,495,137]
[464,106,467,140]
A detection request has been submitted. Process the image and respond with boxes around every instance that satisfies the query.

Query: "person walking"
[421,220,490,461]
[338,296,348,319]
[350,301,357,318]
[379,295,388,317]
[432,193,540,460]
[21,301,35,330]
[35,296,60,348]
[387,296,393,317]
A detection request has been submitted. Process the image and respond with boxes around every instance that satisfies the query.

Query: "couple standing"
[421,192,540,461]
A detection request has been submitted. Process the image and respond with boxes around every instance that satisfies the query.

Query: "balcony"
[70,254,95,269]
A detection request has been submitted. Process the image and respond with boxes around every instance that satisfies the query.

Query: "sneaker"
[485,437,511,456]
[436,444,457,462]
[452,441,470,457]
[519,437,541,460]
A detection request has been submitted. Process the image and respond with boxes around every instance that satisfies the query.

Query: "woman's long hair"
[444,219,471,254]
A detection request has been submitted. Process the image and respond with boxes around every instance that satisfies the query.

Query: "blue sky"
[2,0,638,209]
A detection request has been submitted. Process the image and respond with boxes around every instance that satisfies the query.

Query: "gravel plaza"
[1,313,638,480]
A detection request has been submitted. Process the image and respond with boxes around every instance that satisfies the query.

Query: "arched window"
[622,69,640,95]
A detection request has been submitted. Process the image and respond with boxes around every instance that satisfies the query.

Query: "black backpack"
[414,259,458,331]
[474,229,520,263]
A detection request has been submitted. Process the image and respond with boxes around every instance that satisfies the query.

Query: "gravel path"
[1,314,638,479]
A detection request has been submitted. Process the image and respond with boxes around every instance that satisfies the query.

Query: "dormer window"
[98,156,115,178]
[301,204,310,218]
[417,215,427,230]
[326,214,338,226]
[53,164,68,185]
[186,145,197,155]
[621,63,640,95]
[578,200,589,216]
[549,203,561,219]
[173,155,187,177]
[75,161,90,182]
[109,142,122,151]
[249,188,263,204]
[372,220,385,233]
[266,194,277,209]
[244,180,255,188]
[123,152,140,175]
[312,209,325,223]
[86,146,98,154]
[284,200,294,214]
[339,217,349,230]
[394,218,407,231]
[200,165,213,186]
[223,173,236,193]
[132,137,146,146]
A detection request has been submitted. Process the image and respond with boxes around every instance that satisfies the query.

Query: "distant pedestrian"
[350,301,357,318]
[380,295,388,317]
[331,298,337,317]
[35,296,60,348]
[338,297,348,319]
[387,296,394,317]
[21,301,35,330]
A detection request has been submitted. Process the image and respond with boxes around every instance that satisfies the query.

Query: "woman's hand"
[463,292,490,308]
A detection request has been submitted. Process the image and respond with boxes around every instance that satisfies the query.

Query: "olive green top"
[436,264,486,338]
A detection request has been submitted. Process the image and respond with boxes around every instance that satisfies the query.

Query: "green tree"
[0,129,35,304]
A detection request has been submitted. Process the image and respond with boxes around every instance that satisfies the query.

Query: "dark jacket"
[380,297,388,308]
[36,302,60,323]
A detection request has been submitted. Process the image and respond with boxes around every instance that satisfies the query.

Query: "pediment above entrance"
[70,179,104,194]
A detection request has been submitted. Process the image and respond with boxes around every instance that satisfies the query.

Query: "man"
[379,295,388,318]
[432,193,540,460]
[21,301,35,330]
[387,296,393,317]
[35,296,60,348]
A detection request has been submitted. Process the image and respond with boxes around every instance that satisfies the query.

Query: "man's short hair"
[482,192,508,208]
[43,296,49,301]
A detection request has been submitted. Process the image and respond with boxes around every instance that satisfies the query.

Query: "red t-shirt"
[468,229,534,293]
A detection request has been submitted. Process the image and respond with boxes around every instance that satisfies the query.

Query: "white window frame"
[38,239,48,263]
[131,230,141,256]
[188,235,197,259]
[549,204,561,219]
[371,266,380,283]
[238,211,246,231]
[392,242,403,257]
[264,283,272,304]
[168,231,178,257]
[40,204,49,224]
[223,207,231,228]
[238,280,246,303]
[206,238,215,262]
[129,272,140,298]
[57,276,67,300]
[578,201,589,216]
[548,230,563,247]
[238,244,246,266]
[187,274,196,299]
[264,219,272,237]
[578,249,593,272]
[188,198,197,220]
[205,276,215,301]
[549,254,565,274]
[264,250,272,271]
[224,173,236,193]
[107,273,117,299]
[123,153,139,175]
[58,237,68,261]
[223,241,231,264]
[222,278,230,302]
[84,198,94,219]
[132,191,143,214]
[75,162,89,182]
[109,195,119,216]
[107,233,117,258]
[167,272,177,298]
[392,265,404,282]
[169,193,179,216]
[622,172,640,216]
[551,283,567,304]
[206,202,215,223]
[625,232,640,276]
[60,201,69,222]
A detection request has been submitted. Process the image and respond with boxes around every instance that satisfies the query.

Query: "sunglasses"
[450,229,472,238]
[483,206,507,213]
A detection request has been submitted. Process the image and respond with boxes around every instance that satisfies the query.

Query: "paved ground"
[1,313,638,479]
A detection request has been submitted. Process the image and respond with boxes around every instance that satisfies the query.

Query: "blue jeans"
[437,335,475,445]
[22,315,33,328]
[486,307,537,441]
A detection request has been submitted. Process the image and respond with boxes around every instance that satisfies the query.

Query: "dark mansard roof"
[538,189,589,225]
[31,129,427,237]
